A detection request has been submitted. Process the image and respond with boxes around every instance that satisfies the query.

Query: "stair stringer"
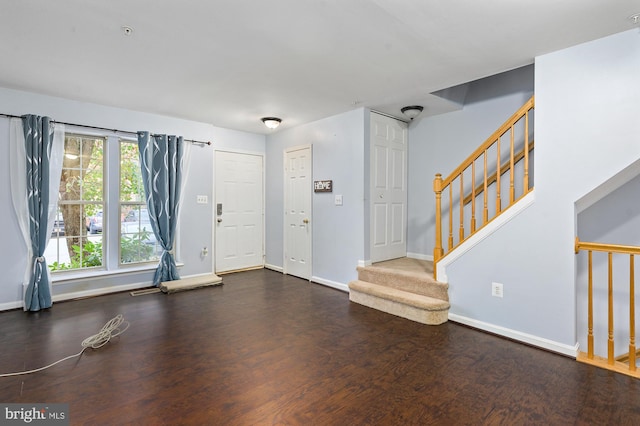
[436,190,536,283]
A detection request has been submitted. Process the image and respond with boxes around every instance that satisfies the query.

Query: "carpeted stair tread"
[348,280,449,311]
[356,265,449,301]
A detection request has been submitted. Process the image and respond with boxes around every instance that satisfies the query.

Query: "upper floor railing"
[575,237,640,378]
[433,96,534,278]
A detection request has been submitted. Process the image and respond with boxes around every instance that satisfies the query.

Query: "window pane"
[48,134,104,271]
[119,141,160,264]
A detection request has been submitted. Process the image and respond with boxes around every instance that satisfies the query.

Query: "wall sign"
[314,180,333,193]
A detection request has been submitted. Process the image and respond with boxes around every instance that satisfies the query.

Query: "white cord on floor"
[0,314,129,378]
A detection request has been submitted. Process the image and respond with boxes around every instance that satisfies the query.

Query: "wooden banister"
[432,96,534,278]
[575,237,640,379]
[440,96,534,189]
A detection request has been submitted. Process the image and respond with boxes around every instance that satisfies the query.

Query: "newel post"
[433,174,444,278]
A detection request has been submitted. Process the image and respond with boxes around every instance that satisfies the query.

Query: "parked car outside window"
[87,211,103,234]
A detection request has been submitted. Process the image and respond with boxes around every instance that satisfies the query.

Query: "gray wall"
[265,108,365,289]
[442,29,640,349]
[0,87,265,309]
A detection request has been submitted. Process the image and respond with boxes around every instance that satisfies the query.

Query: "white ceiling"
[1,1,639,134]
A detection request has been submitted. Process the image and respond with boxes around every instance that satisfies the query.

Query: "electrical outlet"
[491,282,503,298]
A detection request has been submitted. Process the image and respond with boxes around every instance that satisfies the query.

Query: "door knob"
[217,218,222,223]
[303,219,309,224]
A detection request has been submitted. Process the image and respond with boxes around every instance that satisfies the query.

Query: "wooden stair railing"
[575,238,640,379]
[433,96,535,278]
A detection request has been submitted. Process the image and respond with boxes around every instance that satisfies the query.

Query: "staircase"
[348,258,450,325]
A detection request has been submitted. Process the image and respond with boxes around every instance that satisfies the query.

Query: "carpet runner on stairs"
[348,258,450,325]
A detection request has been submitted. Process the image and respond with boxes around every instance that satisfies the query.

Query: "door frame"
[213,148,266,274]
[283,144,313,280]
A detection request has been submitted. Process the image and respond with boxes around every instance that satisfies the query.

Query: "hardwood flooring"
[1,269,640,425]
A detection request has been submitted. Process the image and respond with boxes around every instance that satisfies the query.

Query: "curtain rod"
[0,113,212,146]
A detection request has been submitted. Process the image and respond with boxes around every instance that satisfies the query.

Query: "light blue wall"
[0,87,265,309]
[265,108,365,288]
[407,65,534,257]
[442,29,640,348]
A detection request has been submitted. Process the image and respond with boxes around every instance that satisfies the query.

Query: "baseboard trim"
[0,301,22,311]
[449,313,579,357]
[311,276,349,293]
[52,281,155,303]
[407,252,434,261]
[265,264,284,273]
[358,259,372,268]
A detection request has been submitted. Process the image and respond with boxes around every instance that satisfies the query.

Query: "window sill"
[51,262,184,285]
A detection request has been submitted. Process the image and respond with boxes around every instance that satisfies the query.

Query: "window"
[119,140,161,264]
[47,134,161,273]
[48,134,104,271]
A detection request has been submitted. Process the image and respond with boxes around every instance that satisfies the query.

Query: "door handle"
[217,218,222,223]
[303,219,309,224]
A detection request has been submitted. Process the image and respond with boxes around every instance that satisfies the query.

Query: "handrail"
[575,237,639,378]
[433,96,534,278]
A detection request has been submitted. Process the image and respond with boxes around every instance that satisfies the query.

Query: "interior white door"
[284,145,312,280]
[370,113,408,262]
[215,151,264,273]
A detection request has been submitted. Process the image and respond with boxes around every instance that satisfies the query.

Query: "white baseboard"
[52,281,154,303]
[407,252,434,261]
[448,312,579,357]
[311,276,349,293]
[265,264,284,273]
[358,259,372,268]
[0,301,22,311]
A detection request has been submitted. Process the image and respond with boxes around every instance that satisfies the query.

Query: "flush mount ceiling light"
[629,13,640,25]
[121,25,134,36]
[401,105,423,120]
[261,117,282,129]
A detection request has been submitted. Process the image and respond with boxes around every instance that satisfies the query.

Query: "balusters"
[471,161,476,233]
[510,126,515,203]
[588,250,594,359]
[495,138,501,214]
[524,108,530,193]
[459,174,464,241]
[483,150,488,224]
[630,255,636,371]
[576,238,640,376]
[608,252,614,365]
[448,184,453,250]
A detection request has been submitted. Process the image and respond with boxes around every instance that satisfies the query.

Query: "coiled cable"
[0,314,129,377]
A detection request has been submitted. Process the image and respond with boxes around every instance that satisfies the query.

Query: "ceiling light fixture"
[261,117,282,129]
[630,13,640,25]
[401,105,423,120]
[121,25,134,36]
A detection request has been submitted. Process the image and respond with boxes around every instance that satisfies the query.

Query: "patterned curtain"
[137,131,184,286]
[10,115,64,311]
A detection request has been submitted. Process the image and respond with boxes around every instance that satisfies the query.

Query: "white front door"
[370,113,408,262]
[284,145,312,280]
[215,151,264,273]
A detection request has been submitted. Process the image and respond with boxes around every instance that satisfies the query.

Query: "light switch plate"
[335,194,343,206]
[197,195,208,204]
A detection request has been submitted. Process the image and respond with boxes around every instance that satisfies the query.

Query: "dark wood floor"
[1,269,640,425]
